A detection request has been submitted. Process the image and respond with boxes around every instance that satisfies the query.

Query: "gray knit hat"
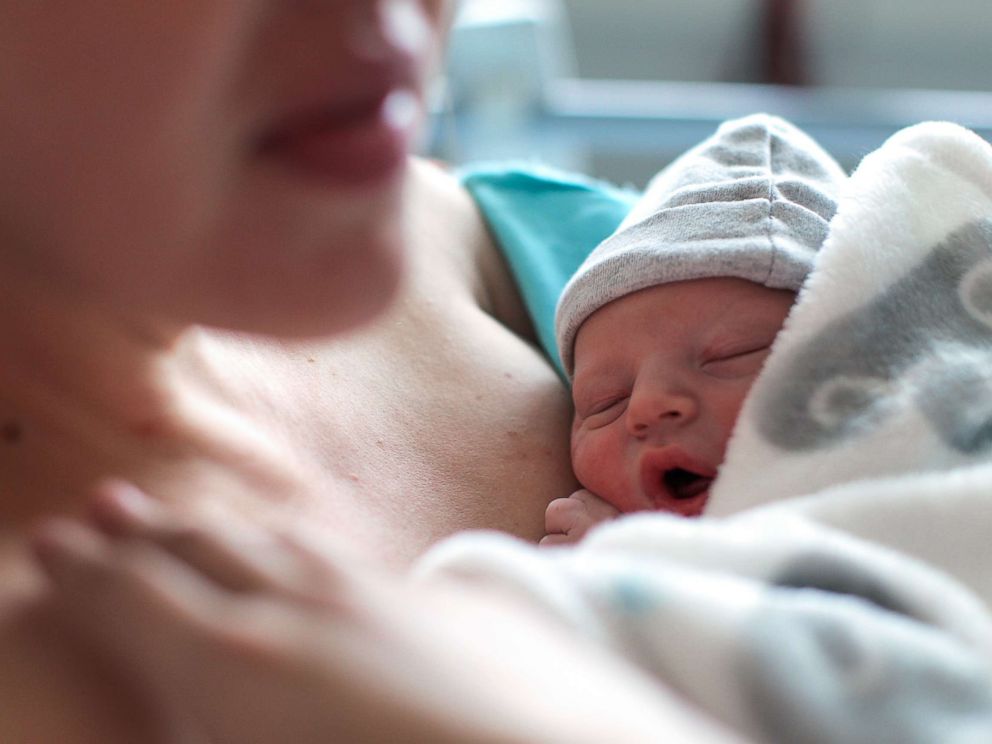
[555,113,846,376]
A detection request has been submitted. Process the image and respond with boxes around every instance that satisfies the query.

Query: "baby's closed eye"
[701,344,773,378]
[576,393,629,427]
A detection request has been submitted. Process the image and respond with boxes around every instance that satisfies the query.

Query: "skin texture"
[544,279,795,543]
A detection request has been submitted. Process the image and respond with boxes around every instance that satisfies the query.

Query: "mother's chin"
[201,223,406,339]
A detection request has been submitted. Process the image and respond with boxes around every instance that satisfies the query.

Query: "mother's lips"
[639,448,716,517]
[257,87,420,188]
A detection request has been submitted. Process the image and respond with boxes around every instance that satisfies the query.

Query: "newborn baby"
[544,113,846,544]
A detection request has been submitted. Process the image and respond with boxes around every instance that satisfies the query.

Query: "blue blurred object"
[460,161,637,377]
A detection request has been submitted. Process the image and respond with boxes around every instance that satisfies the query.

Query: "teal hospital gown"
[460,162,638,380]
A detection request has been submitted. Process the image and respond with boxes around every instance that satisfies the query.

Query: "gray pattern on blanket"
[772,552,916,618]
[737,554,992,743]
[757,218,992,452]
[741,592,992,744]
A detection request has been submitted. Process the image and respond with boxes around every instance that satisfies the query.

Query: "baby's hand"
[541,489,620,547]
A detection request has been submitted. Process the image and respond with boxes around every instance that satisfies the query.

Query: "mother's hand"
[31,482,739,744]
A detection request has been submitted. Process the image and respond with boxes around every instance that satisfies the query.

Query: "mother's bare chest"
[249,302,577,566]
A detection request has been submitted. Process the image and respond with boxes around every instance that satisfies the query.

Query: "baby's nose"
[626,386,699,437]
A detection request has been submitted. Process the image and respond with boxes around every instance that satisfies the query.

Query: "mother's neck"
[0,273,305,528]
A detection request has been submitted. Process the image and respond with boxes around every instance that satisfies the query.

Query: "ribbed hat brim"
[555,114,847,376]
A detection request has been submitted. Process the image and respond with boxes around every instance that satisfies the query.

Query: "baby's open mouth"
[663,468,713,501]
[639,447,716,516]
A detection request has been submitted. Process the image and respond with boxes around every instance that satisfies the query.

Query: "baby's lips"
[638,446,716,516]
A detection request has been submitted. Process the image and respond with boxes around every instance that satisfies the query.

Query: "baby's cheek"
[570,432,628,503]
[570,433,599,484]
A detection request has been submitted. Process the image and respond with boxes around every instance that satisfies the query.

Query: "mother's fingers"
[31,522,215,744]
[31,517,238,688]
[85,481,313,597]
[31,518,331,744]
[32,517,327,676]
[33,518,227,630]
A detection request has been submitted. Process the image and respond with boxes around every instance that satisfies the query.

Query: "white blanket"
[417,122,992,743]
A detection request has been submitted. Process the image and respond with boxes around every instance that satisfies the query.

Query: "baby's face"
[570,278,795,516]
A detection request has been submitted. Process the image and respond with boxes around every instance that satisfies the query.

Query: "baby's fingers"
[544,496,587,536]
[568,489,621,522]
[538,533,579,547]
[543,490,621,547]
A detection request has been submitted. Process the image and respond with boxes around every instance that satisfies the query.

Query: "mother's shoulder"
[404,157,536,339]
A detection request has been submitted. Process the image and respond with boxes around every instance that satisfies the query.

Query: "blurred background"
[425,0,992,187]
